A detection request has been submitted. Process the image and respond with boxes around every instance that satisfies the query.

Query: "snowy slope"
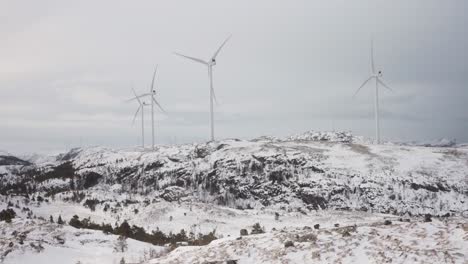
[0,218,165,264]
[1,131,467,216]
[151,218,467,264]
[0,131,467,263]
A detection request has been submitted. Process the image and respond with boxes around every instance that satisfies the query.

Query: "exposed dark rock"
[310,166,325,173]
[284,241,294,248]
[161,186,187,202]
[167,157,180,163]
[57,148,81,162]
[299,192,327,210]
[410,183,439,192]
[0,155,31,166]
[194,146,210,159]
[82,172,102,189]
[35,162,75,183]
[145,161,165,171]
[240,229,248,236]
[296,233,317,242]
[216,144,229,150]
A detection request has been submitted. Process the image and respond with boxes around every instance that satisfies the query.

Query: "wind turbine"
[130,88,149,148]
[174,36,231,142]
[354,37,393,144]
[128,65,166,150]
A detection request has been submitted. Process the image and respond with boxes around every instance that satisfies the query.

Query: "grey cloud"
[1,0,467,154]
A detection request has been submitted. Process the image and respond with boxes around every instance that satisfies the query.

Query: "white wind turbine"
[128,65,166,149]
[130,88,150,148]
[174,36,231,142]
[354,38,393,144]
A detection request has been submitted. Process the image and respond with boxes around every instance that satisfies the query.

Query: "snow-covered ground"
[0,218,166,264]
[3,196,466,264]
[0,131,467,263]
[152,218,467,264]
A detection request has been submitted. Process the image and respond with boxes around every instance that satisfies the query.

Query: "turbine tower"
[354,38,393,144]
[128,66,166,150]
[174,36,231,142]
[130,88,149,148]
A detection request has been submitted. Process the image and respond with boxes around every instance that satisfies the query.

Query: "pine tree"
[49,215,54,223]
[114,236,128,252]
[57,215,64,224]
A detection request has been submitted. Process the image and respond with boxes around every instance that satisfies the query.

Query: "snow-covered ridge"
[1,131,467,217]
[285,131,354,143]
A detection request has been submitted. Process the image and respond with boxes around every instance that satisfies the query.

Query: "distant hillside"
[1,131,467,216]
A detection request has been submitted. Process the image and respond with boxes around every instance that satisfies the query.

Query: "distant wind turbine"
[130,88,150,148]
[174,36,231,142]
[354,37,393,144]
[128,65,166,149]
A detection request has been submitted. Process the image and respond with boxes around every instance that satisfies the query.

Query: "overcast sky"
[1,0,467,154]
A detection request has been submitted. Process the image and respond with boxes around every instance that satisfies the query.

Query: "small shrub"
[57,215,64,225]
[0,209,16,223]
[84,199,100,212]
[424,214,432,222]
[69,215,82,228]
[284,241,294,248]
[240,229,248,236]
[251,223,264,235]
[342,231,351,237]
[296,233,317,242]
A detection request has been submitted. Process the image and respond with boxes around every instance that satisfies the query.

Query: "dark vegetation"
[0,155,31,166]
[83,199,100,211]
[35,162,75,183]
[251,223,265,235]
[0,208,16,223]
[68,215,217,247]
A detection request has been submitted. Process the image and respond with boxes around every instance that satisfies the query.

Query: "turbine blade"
[371,37,375,74]
[378,78,393,92]
[174,52,208,65]
[127,93,151,103]
[132,88,142,105]
[212,35,231,60]
[132,106,141,125]
[150,65,158,93]
[354,77,373,97]
[152,98,167,113]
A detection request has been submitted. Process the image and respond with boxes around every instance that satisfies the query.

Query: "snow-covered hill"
[0,131,467,263]
[2,131,467,216]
